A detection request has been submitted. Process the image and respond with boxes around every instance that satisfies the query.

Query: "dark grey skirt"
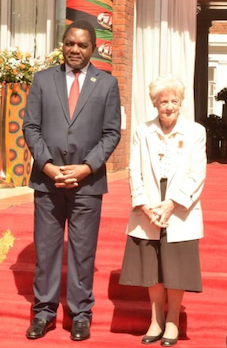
[119,232,202,292]
[119,178,202,293]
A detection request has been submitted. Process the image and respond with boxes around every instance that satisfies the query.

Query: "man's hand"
[54,164,92,189]
[42,163,63,181]
[42,162,78,189]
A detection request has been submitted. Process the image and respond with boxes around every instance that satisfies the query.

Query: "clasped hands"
[140,199,177,228]
[43,163,92,189]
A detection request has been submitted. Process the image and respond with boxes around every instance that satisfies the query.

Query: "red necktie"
[68,71,80,119]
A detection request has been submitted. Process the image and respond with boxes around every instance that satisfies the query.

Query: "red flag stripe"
[67,0,109,16]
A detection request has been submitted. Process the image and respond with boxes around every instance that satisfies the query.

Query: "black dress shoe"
[26,318,55,339]
[70,320,90,341]
[141,331,164,344]
[161,336,178,346]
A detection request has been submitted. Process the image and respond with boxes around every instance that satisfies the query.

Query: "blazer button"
[68,130,72,135]
[63,150,67,155]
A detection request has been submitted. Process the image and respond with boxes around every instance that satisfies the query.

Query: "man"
[23,20,121,341]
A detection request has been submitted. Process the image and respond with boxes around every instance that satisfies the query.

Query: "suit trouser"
[32,189,102,322]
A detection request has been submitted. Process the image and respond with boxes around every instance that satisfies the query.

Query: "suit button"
[68,130,72,135]
[63,151,67,155]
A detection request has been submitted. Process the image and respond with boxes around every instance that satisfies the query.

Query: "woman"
[119,74,207,346]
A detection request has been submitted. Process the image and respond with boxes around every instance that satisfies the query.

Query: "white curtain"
[10,0,47,58]
[132,0,197,137]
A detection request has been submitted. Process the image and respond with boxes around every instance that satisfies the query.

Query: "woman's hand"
[139,204,154,223]
[139,205,165,228]
[151,200,178,228]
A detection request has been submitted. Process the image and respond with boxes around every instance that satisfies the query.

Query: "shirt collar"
[151,115,185,137]
[65,62,90,75]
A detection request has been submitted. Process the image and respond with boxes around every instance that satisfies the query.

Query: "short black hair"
[63,19,96,49]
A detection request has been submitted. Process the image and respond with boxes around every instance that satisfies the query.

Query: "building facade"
[0,0,134,172]
[1,0,227,172]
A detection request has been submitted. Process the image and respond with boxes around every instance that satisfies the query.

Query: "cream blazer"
[127,115,207,243]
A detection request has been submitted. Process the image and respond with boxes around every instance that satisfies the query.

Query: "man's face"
[63,28,95,70]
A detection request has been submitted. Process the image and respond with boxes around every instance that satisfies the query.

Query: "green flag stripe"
[95,29,112,41]
[85,0,112,11]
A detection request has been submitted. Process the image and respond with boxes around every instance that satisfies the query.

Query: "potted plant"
[0,46,63,188]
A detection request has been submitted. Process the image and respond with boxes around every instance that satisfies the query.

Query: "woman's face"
[156,90,182,132]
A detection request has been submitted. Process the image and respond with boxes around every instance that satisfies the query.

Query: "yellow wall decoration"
[0,229,16,263]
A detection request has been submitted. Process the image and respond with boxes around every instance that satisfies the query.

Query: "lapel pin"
[178,140,184,149]
[90,77,96,82]
[177,140,184,154]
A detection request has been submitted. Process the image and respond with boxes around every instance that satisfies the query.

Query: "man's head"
[62,20,96,70]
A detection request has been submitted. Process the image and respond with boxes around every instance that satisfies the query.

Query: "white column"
[46,0,55,53]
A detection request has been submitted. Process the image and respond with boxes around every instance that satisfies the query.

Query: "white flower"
[8,58,17,65]
[8,46,17,52]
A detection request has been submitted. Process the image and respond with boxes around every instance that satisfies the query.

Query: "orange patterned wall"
[0,83,31,186]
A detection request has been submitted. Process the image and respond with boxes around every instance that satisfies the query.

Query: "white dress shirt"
[65,62,89,97]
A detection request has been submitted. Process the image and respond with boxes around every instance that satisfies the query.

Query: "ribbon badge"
[177,140,184,154]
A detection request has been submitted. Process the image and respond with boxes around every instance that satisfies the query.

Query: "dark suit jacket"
[23,63,121,194]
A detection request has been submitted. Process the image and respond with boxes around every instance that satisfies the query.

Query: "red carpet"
[0,163,227,348]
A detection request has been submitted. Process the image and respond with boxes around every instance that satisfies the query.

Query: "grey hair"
[149,74,185,107]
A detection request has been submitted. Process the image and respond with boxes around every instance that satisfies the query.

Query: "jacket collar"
[53,63,100,125]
